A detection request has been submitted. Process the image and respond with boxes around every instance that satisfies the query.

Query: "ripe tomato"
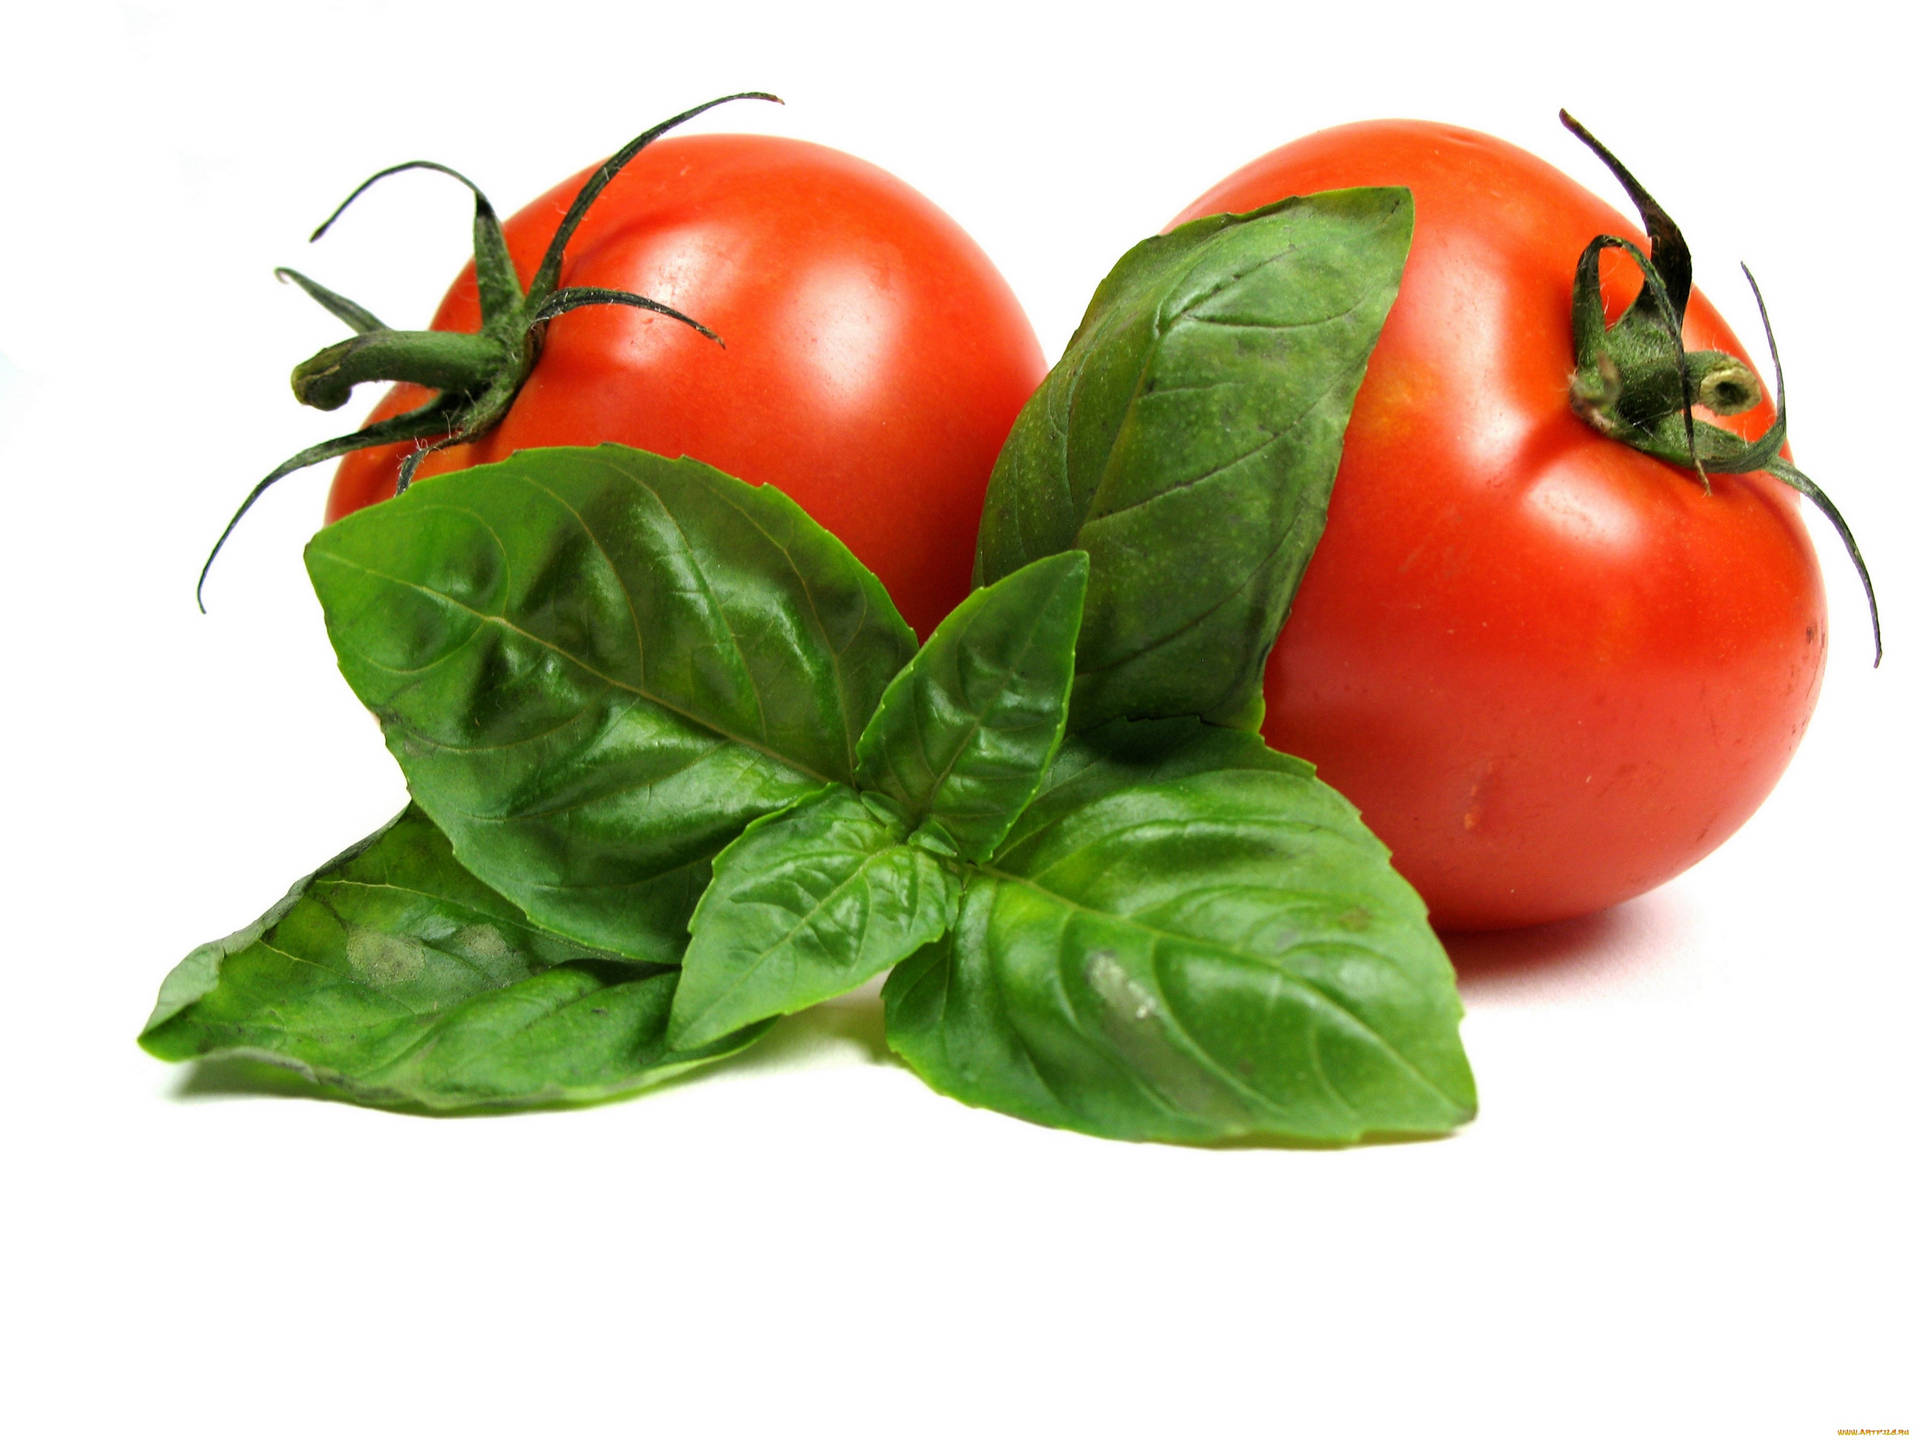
[325,132,1045,639]
[1171,121,1829,930]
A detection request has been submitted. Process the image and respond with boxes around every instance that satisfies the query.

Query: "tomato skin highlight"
[326,133,1046,640]
[1172,121,1828,931]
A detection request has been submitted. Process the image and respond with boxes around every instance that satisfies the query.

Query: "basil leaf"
[306,445,918,961]
[139,808,767,1111]
[669,786,961,1048]
[855,552,1087,861]
[974,189,1413,732]
[884,719,1475,1144]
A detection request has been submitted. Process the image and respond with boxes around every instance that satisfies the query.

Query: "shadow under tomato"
[1444,888,1692,1005]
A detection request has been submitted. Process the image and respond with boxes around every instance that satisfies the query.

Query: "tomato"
[1171,121,1829,931]
[325,132,1045,639]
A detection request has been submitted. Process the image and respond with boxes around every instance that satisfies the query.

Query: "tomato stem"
[197,91,783,612]
[1558,113,1881,665]
[290,330,512,412]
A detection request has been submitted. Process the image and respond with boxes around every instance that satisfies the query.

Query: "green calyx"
[196,90,782,611]
[1559,111,1880,666]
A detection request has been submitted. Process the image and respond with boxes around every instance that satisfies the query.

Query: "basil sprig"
[150,187,1473,1144]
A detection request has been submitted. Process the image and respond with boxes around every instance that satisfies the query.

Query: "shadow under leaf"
[708,987,892,1076]
[162,985,897,1115]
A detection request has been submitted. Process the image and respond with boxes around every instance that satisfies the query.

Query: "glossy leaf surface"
[140,808,767,1110]
[974,190,1413,731]
[306,445,918,960]
[884,720,1475,1144]
[855,552,1086,860]
[670,787,961,1048]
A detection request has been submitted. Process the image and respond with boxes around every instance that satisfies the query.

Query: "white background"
[4,2,1913,1436]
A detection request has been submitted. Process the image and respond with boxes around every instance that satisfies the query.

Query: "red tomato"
[327,133,1045,639]
[1171,121,1828,931]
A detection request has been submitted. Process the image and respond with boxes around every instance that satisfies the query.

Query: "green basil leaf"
[855,552,1087,861]
[974,189,1413,732]
[884,719,1474,1145]
[669,786,961,1048]
[139,808,767,1111]
[305,445,918,961]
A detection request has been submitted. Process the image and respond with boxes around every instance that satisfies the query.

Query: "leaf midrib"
[1070,222,1312,535]
[1070,499,1312,687]
[679,833,917,1041]
[312,548,836,788]
[893,604,1065,845]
